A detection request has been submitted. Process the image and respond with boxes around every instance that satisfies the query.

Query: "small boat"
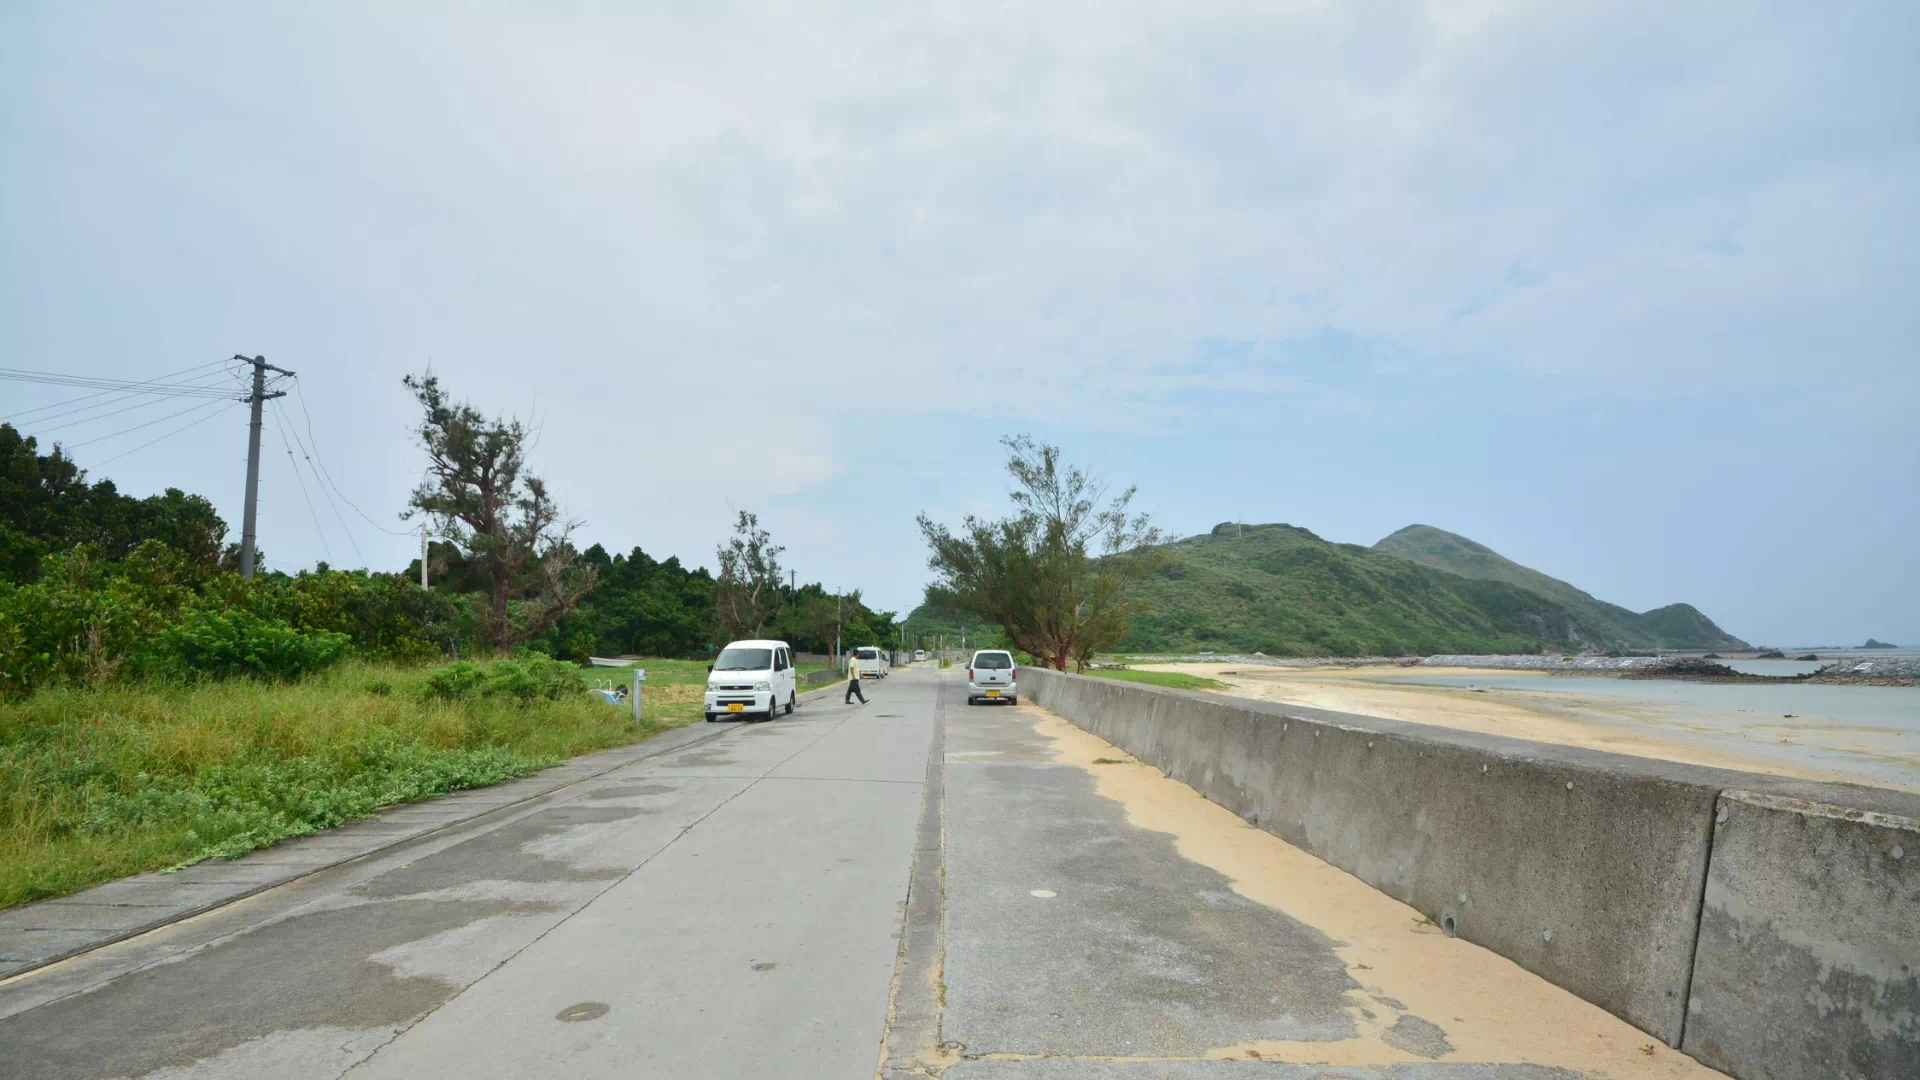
[588,656,634,668]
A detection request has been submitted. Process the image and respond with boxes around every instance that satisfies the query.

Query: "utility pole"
[235,354,293,579]
[420,524,430,589]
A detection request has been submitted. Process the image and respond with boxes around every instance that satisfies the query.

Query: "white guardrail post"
[631,668,646,727]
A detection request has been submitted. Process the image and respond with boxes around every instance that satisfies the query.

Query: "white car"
[914,649,927,662]
[705,639,797,721]
[852,646,885,679]
[966,649,1017,705]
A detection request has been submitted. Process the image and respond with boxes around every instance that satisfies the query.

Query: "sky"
[2,1,1915,648]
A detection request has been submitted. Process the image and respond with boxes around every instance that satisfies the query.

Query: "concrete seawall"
[1016,666,1918,1080]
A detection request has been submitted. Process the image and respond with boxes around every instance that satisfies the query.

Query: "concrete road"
[0,666,1721,1079]
[0,675,934,1080]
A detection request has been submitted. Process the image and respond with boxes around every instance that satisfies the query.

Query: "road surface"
[0,666,1721,1078]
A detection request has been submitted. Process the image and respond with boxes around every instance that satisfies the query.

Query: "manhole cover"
[876,713,903,718]
[556,1002,609,1022]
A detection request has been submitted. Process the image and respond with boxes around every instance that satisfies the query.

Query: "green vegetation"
[0,405,889,912]
[1372,524,1747,650]
[1084,668,1227,692]
[1115,523,1581,657]
[917,435,1161,670]
[0,659,705,909]
[914,520,1748,658]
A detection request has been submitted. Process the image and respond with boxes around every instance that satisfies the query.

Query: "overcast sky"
[3,1,1914,647]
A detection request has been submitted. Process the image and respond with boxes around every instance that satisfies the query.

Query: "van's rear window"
[856,648,879,659]
[974,653,1012,669]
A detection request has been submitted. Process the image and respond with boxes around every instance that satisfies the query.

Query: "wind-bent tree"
[917,435,1162,671]
[402,373,595,653]
[712,510,784,641]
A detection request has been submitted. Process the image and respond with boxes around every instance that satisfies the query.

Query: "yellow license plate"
[985,690,999,698]
[727,703,745,712]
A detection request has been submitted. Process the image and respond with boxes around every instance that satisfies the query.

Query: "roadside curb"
[0,719,741,983]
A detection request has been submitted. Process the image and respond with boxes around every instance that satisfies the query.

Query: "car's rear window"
[973,653,1012,669]
[856,647,879,659]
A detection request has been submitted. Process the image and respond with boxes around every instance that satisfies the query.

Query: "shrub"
[363,679,393,696]
[483,656,584,702]
[141,610,350,681]
[423,660,486,701]
[422,657,583,704]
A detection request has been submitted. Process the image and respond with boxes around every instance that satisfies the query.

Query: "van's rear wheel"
[784,692,794,715]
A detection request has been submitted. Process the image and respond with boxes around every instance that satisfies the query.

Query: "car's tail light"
[966,668,973,680]
[1009,666,1017,678]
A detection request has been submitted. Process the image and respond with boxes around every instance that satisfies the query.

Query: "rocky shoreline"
[1805,654,1920,687]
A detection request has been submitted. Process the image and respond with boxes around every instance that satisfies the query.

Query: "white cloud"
[2,0,1913,620]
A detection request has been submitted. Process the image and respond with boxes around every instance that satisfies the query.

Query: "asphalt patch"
[581,782,677,800]
[352,805,643,898]
[0,897,556,1080]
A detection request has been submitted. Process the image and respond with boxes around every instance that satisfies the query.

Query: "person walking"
[844,650,868,705]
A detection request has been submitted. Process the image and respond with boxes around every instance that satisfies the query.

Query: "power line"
[23,372,241,434]
[10,371,236,428]
[0,367,240,400]
[0,359,231,421]
[93,399,233,467]
[62,396,238,450]
[272,397,363,565]
[269,398,335,564]
[291,379,414,537]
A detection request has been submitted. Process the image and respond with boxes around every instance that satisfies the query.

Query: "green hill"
[905,521,1748,659]
[1373,525,1747,651]
[1116,522,1593,657]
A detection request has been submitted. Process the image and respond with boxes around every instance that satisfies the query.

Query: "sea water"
[1395,671,1920,791]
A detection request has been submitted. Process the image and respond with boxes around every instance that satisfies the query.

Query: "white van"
[705,639,798,722]
[914,649,927,662]
[851,645,885,679]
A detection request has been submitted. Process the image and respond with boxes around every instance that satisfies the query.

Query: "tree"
[711,510,784,642]
[402,373,595,653]
[0,424,230,585]
[917,435,1162,671]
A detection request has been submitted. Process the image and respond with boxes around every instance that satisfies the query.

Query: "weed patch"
[1084,668,1227,692]
[0,659,707,909]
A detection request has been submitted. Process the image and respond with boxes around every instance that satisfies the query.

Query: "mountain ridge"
[1372,524,1748,651]
[908,521,1748,658]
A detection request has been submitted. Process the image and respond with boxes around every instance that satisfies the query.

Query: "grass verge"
[1084,668,1228,692]
[0,659,709,911]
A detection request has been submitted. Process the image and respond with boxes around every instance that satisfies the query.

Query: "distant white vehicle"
[852,646,886,679]
[914,649,927,662]
[705,639,797,722]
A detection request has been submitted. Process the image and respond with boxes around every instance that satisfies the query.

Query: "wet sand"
[1133,663,1920,794]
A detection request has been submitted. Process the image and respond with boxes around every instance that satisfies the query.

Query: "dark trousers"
[845,678,867,704]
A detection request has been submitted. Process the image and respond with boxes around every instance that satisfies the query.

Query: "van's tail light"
[1010,666,1017,678]
[966,668,973,680]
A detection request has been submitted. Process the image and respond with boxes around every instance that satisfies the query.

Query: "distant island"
[1863,638,1898,649]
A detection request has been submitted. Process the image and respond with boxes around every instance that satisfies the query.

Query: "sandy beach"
[1133,662,1920,794]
